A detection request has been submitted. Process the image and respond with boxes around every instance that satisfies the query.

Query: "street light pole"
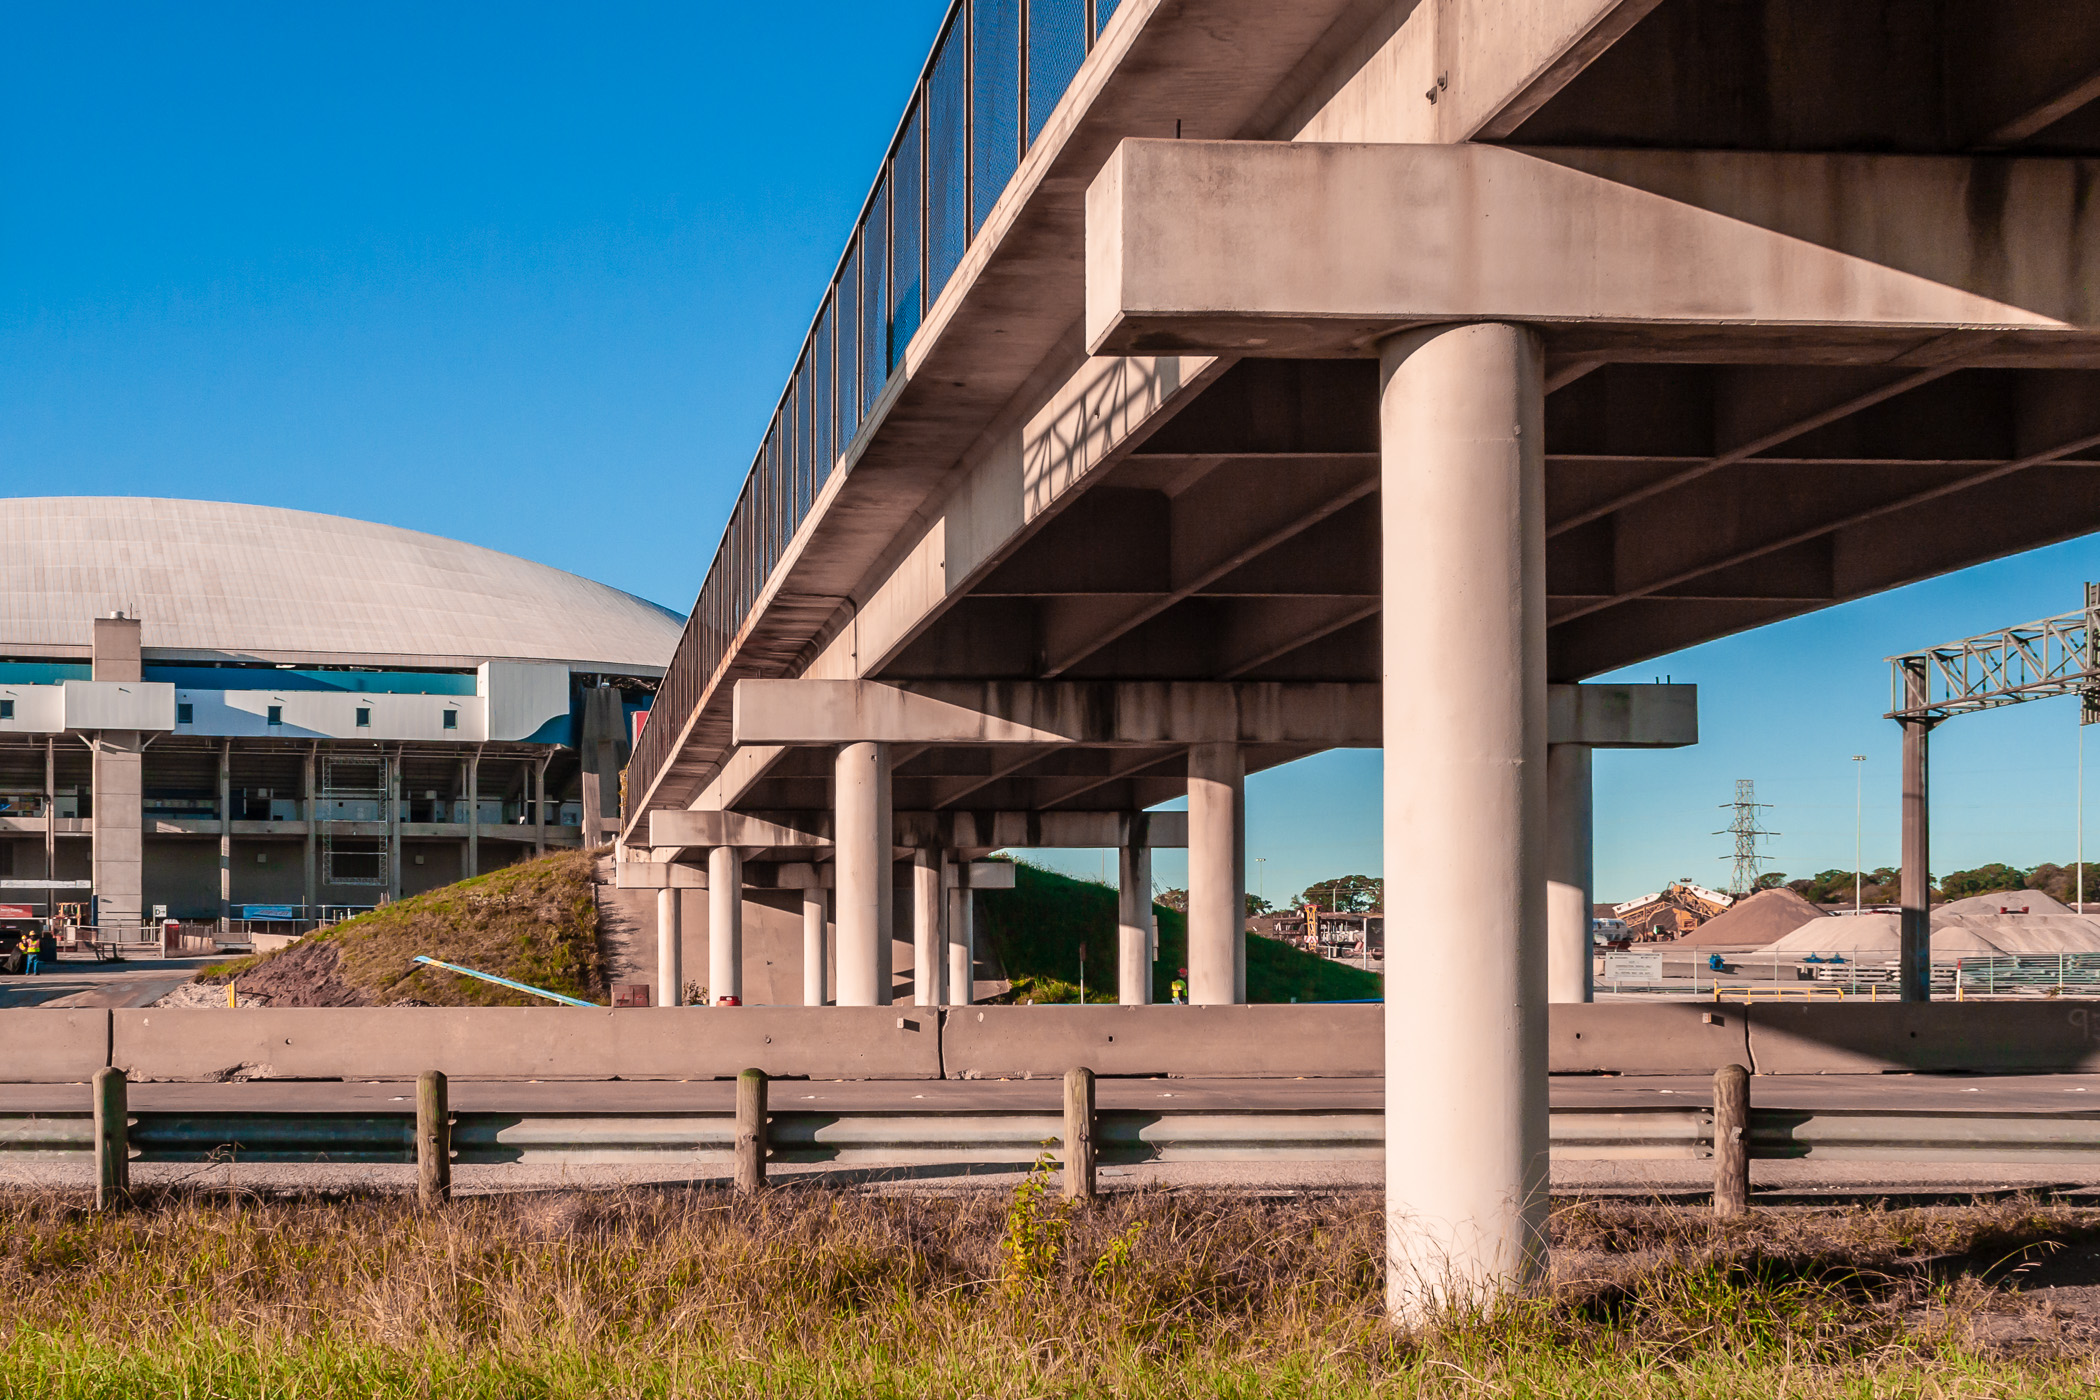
[1852,755,1867,914]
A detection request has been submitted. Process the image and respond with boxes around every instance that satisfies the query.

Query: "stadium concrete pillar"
[218,741,232,927]
[384,749,402,903]
[947,879,974,1005]
[1187,742,1245,1005]
[1545,743,1595,1004]
[912,848,944,1005]
[1379,321,1548,1317]
[465,750,480,878]
[802,885,828,1006]
[708,844,743,1005]
[88,617,144,929]
[301,747,316,920]
[655,886,681,1006]
[89,734,142,928]
[1118,840,1153,1004]
[43,738,55,882]
[533,755,548,858]
[834,742,892,1006]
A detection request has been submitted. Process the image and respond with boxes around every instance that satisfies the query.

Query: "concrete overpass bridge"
[618,0,2100,1307]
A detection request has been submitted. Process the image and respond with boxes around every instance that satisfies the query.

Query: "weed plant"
[0,1181,2095,1395]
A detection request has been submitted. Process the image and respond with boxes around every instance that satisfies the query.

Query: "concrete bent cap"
[1086,140,2077,359]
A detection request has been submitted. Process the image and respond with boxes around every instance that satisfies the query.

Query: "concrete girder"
[616,860,1009,893]
[642,809,1191,852]
[732,680,1381,749]
[1086,141,2085,362]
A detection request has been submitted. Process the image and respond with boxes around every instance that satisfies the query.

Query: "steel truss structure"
[1888,583,2100,725]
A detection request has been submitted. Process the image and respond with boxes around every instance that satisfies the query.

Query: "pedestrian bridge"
[616,0,2100,1304]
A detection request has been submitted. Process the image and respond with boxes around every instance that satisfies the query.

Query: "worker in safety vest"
[1169,968,1187,1005]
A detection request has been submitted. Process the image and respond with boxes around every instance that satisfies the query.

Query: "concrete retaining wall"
[111,1007,940,1082]
[1744,1003,2100,1074]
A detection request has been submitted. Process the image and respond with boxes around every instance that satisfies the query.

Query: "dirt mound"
[1940,889,2074,917]
[228,940,367,1007]
[1759,911,2006,957]
[1671,887,1825,947]
[199,847,607,1007]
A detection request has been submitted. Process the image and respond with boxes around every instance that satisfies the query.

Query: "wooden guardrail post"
[417,1070,451,1205]
[93,1067,128,1211]
[735,1067,768,1193]
[1713,1062,1750,1219]
[1063,1066,1096,1201]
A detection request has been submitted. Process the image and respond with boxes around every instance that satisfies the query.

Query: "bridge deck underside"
[632,0,2100,831]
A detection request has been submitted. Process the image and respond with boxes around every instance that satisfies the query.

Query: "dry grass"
[199,847,605,1006]
[0,1182,2096,1396]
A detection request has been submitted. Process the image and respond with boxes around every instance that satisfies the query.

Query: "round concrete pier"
[1379,321,1549,1316]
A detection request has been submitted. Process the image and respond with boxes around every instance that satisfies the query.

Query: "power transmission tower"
[1714,779,1779,897]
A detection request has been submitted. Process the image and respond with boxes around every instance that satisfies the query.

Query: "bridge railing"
[628,0,1126,818]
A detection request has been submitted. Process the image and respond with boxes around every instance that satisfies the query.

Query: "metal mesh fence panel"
[861,176,890,413]
[926,16,969,301]
[971,0,1020,235]
[813,301,834,481]
[795,353,815,518]
[835,244,861,447]
[1028,0,1086,145]
[633,0,1140,817]
[890,105,924,369]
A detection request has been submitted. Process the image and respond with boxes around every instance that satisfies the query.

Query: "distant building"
[1253,906,1383,960]
[0,498,682,927]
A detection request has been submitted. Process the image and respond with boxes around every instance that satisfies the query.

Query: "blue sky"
[8,3,2098,905]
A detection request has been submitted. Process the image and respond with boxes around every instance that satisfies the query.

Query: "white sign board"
[1602,952,1664,984]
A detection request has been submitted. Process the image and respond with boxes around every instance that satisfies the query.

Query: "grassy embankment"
[0,1186,2094,1397]
[198,847,604,1007]
[981,861,1382,1003]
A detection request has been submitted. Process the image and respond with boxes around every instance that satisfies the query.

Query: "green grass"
[198,847,606,1006]
[979,860,1383,1002]
[0,1186,2093,1397]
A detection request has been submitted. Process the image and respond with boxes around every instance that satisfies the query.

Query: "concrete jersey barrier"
[0,1010,109,1083]
[1549,1003,1749,1075]
[0,1001,2068,1083]
[1744,1002,2100,1074]
[110,1007,940,1083]
[942,1004,1383,1079]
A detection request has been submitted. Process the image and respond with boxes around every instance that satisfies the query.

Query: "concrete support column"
[43,738,55,882]
[384,750,402,903]
[912,849,944,1006]
[1545,743,1595,1004]
[218,741,233,927]
[1186,742,1245,1004]
[833,742,892,1006]
[802,885,828,1006]
[1118,841,1154,1004]
[947,882,974,1006]
[301,748,317,921]
[533,756,548,858]
[655,885,681,1007]
[1379,321,1548,1315]
[708,845,743,1005]
[465,750,481,877]
[89,733,142,928]
[1898,658,1934,1002]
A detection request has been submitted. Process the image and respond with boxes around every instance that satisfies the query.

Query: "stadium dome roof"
[0,497,684,672]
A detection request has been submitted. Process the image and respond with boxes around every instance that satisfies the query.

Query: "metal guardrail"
[629,0,1127,813]
[2,1105,2096,1167]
